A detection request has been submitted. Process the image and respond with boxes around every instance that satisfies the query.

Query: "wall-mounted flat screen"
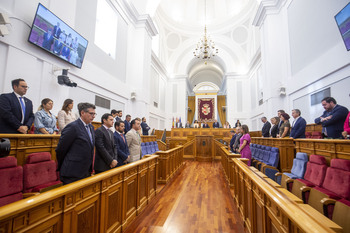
[335,2,350,51]
[28,3,88,68]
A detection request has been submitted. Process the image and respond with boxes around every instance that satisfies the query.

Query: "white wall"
[0,0,155,122]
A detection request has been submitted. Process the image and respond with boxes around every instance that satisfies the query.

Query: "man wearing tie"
[277,110,285,132]
[94,113,119,173]
[176,120,183,128]
[126,118,142,162]
[0,79,34,134]
[185,121,191,128]
[290,109,307,139]
[124,114,131,134]
[56,103,96,184]
[213,119,220,128]
[261,117,271,137]
[141,117,150,135]
[114,121,130,167]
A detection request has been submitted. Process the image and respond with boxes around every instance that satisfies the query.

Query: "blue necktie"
[85,125,93,144]
[19,97,26,119]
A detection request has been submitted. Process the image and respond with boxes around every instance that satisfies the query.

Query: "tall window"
[95,0,118,59]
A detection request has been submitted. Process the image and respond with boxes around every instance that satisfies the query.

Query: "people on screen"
[42,28,54,51]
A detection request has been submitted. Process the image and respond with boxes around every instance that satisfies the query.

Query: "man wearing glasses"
[56,102,96,184]
[0,78,34,134]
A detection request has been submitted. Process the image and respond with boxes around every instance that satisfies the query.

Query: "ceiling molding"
[252,0,287,28]
[111,0,158,37]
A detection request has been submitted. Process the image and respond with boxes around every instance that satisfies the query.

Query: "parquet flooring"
[125,161,245,233]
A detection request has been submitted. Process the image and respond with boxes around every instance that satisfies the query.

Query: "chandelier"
[193,0,218,64]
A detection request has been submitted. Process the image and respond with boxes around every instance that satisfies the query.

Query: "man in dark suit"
[202,120,210,128]
[290,109,307,139]
[114,121,130,167]
[213,119,220,128]
[229,130,236,152]
[185,121,191,128]
[56,103,96,185]
[233,127,242,153]
[141,117,150,135]
[261,117,271,137]
[176,121,183,128]
[42,28,54,51]
[0,79,34,134]
[277,110,285,132]
[115,110,123,122]
[124,114,131,134]
[53,34,64,55]
[315,97,349,139]
[53,22,61,39]
[94,113,119,174]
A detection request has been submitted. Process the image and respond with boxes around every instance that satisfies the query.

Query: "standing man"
[185,121,191,128]
[0,79,34,134]
[126,118,142,162]
[315,97,348,139]
[124,114,131,134]
[290,109,307,139]
[94,113,119,174]
[213,119,220,128]
[141,117,150,135]
[114,121,130,167]
[229,130,236,152]
[277,110,285,132]
[261,117,271,137]
[115,110,123,122]
[233,127,242,153]
[53,22,61,39]
[176,120,183,128]
[56,103,96,184]
[42,28,54,51]
[202,120,210,128]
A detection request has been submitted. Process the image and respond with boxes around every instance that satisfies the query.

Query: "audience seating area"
[250,144,279,180]
[0,152,61,207]
[141,141,160,157]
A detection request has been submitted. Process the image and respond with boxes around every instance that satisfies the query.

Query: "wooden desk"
[195,135,213,162]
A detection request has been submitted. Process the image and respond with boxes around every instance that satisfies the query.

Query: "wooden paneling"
[195,135,213,162]
[170,128,232,141]
[295,139,350,164]
[155,146,184,184]
[0,155,160,233]
[0,134,60,166]
[251,138,295,172]
[91,121,102,130]
[231,158,342,233]
[305,123,323,133]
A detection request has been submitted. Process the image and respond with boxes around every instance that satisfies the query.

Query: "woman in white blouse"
[57,99,77,133]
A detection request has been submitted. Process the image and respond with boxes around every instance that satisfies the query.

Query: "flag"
[172,117,174,128]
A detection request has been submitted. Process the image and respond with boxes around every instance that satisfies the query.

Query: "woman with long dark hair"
[57,98,77,133]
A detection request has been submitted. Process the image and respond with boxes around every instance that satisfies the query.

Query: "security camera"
[57,69,77,87]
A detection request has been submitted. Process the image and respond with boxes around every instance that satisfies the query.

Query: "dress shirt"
[14,92,26,124]
[292,116,300,127]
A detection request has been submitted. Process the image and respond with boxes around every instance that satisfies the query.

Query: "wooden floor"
[125,161,245,233]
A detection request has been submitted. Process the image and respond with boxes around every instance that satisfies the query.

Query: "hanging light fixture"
[193,0,218,65]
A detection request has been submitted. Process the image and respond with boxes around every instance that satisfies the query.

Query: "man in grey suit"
[126,118,142,162]
[233,127,242,154]
[94,113,118,173]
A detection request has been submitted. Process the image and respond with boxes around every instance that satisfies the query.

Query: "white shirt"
[14,92,26,124]
[292,116,301,127]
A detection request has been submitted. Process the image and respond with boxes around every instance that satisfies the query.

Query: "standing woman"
[238,124,252,166]
[270,117,280,138]
[278,113,291,138]
[34,98,59,134]
[57,99,77,133]
[224,121,231,128]
[235,120,242,128]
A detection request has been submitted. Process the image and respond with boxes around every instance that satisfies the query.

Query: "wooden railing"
[231,158,342,233]
[140,135,156,142]
[216,140,240,188]
[170,128,232,140]
[155,146,184,184]
[251,137,295,172]
[0,155,159,233]
[295,139,350,165]
[183,139,195,159]
[157,140,167,151]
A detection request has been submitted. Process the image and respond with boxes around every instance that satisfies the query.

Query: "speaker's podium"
[195,135,214,162]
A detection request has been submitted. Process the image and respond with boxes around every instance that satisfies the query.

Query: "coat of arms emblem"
[202,104,210,115]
